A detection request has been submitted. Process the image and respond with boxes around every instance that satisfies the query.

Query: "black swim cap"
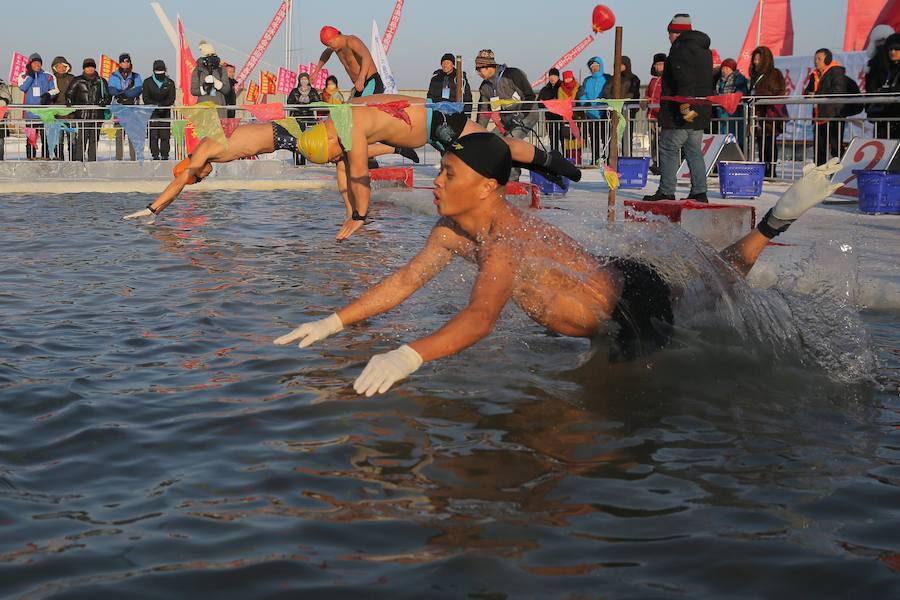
[447,132,511,185]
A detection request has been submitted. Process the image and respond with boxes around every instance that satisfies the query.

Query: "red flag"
[844,0,890,51]
[871,0,900,37]
[736,0,794,76]
[541,99,581,140]
[370,100,411,127]
[707,93,744,115]
[235,1,289,89]
[100,55,119,81]
[260,71,277,95]
[241,103,285,121]
[178,18,198,106]
[245,80,260,104]
[381,0,405,54]
[221,118,242,138]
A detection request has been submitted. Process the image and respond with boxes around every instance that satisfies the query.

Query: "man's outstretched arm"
[310,49,334,86]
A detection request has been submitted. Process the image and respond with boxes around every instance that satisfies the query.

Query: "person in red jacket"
[644,53,666,174]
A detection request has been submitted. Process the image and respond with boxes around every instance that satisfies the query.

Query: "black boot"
[684,192,708,203]
[394,147,420,163]
[642,190,676,201]
[367,158,380,170]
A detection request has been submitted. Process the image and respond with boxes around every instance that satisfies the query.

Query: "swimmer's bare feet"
[336,218,365,241]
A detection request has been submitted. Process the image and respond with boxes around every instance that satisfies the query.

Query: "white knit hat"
[198,41,216,58]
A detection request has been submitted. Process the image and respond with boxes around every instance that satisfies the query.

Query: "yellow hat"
[297,123,330,164]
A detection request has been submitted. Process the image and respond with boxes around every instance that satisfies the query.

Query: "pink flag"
[541,99,581,140]
[707,93,744,115]
[9,52,28,82]
[221,118,242,138]
[276,67,297,95]
[25,127,38,148]
[736,0,794,76]
[844,0,890,51]
[870,0,900,42]
[381,0,405,53]
[241,103,285,121]
[532,35,595,88]
[236,1,289,89]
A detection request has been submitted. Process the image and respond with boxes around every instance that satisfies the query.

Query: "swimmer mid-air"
[125,94,581,242]
[274,133,842,397]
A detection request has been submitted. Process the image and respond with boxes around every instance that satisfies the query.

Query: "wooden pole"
[455,55,464,103]
[607,26,623,223]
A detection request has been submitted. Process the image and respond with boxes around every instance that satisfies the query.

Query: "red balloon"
[592,5,615,33]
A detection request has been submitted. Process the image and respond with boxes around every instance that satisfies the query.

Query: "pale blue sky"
[3,0,854,88]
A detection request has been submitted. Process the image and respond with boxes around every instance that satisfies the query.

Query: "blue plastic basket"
[617,156,651,189]
[718,161,766,198]
[854,170,900,215]
[530,169,569,195]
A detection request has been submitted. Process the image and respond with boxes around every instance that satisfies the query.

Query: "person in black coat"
[142,60,176,160]
[865,33,900,139]
[804,48,848,164]
[601,56,642,155]
[66,58,111,162]
[286,73,322,165]
[427,53,473,117]
[538,68,564,153]
[645,14,714,202]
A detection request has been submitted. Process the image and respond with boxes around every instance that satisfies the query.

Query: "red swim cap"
[320,26,340,45]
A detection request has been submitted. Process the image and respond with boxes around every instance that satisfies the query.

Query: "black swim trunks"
[352,72,385,98]
[604,257,674,361]
[428,109,469,152]
[272,118,305,152]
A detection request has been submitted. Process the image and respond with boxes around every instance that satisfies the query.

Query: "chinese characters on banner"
[100,55,119,81]
[245,80,261,104]
[236,0,289,89]
[300,63,329,89]
[9,52,28,82]
[381,0,405,54]
[276,67,297,95]
[531,35,595,87]
[260,71,277,95]
[178,17,198,106]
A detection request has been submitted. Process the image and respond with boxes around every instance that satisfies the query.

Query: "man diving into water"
[273,133,842,396]
[311,26,383,97]
[124,94,581,241]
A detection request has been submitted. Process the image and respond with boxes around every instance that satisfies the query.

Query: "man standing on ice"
[274,133,843,397]
[311,26,383,97]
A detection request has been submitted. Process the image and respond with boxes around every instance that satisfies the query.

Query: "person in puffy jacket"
[601,55,641,156]
[803,48,847,165]
[191,42,231,117]
[749,46,787,177]
[18,53,56,159]
[576,56,608,165]
[715,58,749,149]
[427,53,473,117]
[474,49,537,181]
[287,72,322,165]
[538,68,563,153]
[142,60,176,160]
[66,58,111,162]
[866,33,900,139]
[108,52,143,160]
[50,57,75,159]
[644,14,714,202]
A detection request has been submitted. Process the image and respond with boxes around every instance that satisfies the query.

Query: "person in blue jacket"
[108,52,143,161]
[18,53,56,159]
[577,56,609,166]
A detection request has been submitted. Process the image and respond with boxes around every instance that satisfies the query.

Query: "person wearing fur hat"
[866,33,900,138]
[191,42,232,117]
[142,60,176,160]
[18,53,56,159]
[427,53,473,117]
[66,58,111,162]
[49,57,76,160]
[108,52,143,160]
[644,14,714,202]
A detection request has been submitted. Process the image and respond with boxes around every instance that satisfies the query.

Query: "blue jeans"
[659,128,706,195]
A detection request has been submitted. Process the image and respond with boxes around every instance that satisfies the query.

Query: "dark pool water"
[1,191,898,599]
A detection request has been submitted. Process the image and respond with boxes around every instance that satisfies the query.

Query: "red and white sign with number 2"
[832,138,900,199]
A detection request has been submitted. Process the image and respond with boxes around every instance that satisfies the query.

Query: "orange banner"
[737,0,794,76]
[245,80,260,104]
[260,71,277,95]
[100,55,118,81]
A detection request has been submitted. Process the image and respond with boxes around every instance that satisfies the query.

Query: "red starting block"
[370,166,414,188]
[505,181,542,209]
[624,200,757,250]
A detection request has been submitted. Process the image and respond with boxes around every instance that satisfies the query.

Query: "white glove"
[273,313,343,348]
[123,207,156,222]
[204,75,215,84]
[49,86,60,97]
[213,78,223,91]
[353,345,423,397]
[758,158,842,238]
[18,72,28,85]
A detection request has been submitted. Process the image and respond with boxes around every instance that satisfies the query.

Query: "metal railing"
[1,96,898,183]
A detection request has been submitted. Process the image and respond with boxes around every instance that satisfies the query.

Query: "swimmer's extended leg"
[721,159,842,276]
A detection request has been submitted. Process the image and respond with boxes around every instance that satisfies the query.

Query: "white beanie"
[198,41,216,58]
[867,24,896,58]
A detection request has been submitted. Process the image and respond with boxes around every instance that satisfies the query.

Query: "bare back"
[349,94,430,149]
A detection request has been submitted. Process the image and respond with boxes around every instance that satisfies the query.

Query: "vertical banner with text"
[236,1,288,90]
[381,0,405,54]
[9,52,28,82]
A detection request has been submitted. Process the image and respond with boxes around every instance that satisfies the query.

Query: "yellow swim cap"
[297,123,330,164]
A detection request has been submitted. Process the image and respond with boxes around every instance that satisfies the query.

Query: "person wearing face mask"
[50,56,75,160]
[18,53,56,159]
[108,52,143,160]
[66,58,111,162]
[142,60,176,161]
[190,41,231,117]
[322,75,345,104]
[287,72,322,165]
